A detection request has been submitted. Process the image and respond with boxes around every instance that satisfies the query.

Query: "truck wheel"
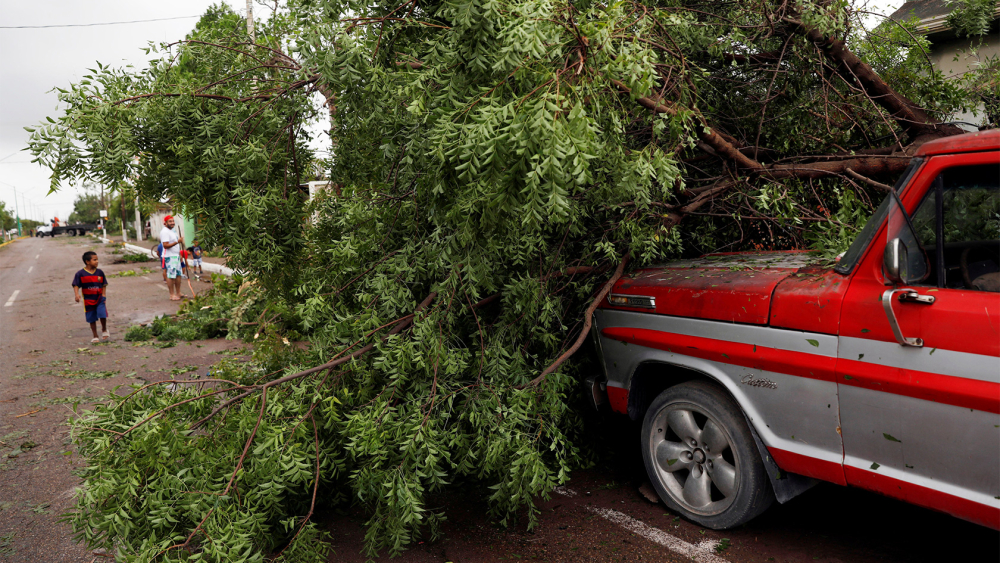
[641,380,774,529]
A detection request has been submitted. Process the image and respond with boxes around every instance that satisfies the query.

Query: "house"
[149,202,198,248]
[890,0,1000,129]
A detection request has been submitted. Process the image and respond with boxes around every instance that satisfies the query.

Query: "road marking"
[554,487,729,563]
[4,290,20,307]
[28,266,33,273]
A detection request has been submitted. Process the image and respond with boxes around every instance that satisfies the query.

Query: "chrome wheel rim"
[648,402,740,516]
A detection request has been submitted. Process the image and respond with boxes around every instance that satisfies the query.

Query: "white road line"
[4,290,20,307]
[28,266,33,273]
[554,487,729,563]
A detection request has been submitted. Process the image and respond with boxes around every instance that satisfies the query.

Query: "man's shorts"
[165,256,182,279]
[85,299,107,324]
[192,258,203,267]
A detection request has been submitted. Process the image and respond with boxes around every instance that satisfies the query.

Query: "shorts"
[165,256,182,279]
[85,299,107,324]
[192,258,203,267]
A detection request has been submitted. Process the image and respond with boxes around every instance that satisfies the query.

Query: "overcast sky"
[0,1,255,223]
[0,0,902,225]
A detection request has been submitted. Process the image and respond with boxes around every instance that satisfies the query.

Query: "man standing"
[159,215,184,301]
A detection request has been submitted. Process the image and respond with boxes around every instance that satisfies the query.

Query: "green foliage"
[150,294,231,342]
[946,0,997,37]
[68,192,103,225]
[69,358,334,563]
[119,252,153,263]
[30,0,988,561]
[123,325,153,341]
[807,187,876,259]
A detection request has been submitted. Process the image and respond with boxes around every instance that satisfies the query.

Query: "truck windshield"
[834,158,923,275]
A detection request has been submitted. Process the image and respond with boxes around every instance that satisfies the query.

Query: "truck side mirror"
[884,190,929,285]
[884,238,905,284]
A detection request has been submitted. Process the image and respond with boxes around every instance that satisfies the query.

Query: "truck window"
[908,164,1000,291]
[834,159,922,275]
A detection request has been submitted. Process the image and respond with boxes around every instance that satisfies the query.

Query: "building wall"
[927,33,999,128]
[150,211,196,251]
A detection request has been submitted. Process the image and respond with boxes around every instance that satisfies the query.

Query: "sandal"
[102,331,111,341]
[91,337,100,344]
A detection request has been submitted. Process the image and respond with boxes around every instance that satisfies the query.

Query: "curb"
[99,237,235,276]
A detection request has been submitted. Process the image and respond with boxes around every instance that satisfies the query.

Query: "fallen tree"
[28,0,990,560]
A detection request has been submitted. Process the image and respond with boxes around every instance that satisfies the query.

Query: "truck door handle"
[881,289,935,347]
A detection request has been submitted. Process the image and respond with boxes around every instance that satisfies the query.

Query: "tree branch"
[784,17,963,142]
[524,253,631,388]
[610,79,764,171]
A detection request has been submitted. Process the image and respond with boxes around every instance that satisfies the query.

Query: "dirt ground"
[0,235,242,562]
[1,235,996,563]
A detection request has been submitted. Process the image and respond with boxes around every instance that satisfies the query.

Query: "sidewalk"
[0,236,29,250]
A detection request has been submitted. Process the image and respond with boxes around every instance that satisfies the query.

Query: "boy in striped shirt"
[72,251,110,343]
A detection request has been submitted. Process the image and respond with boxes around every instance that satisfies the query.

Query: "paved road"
[0,235,234,562]
[0,236,995,563]
[322,414,998,563]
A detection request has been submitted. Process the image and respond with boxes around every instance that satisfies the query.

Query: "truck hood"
[607,251,837,326]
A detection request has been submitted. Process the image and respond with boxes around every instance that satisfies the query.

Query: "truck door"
[837,153,1000,528]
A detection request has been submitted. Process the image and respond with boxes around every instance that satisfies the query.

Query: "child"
[154,242,167,283]
[188,239,204,277]
[179,249,197,297]
[72,251,110,343]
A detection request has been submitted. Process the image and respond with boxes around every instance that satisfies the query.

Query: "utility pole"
[135,196,143,242]
[120,192,128,242]
[13,189,22,237]
[246,0,255,42]
[100,184,107,240]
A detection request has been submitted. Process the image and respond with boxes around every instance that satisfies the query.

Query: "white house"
[890,0,1000,129]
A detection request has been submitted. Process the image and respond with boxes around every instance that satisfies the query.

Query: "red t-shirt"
[72,268,107,311]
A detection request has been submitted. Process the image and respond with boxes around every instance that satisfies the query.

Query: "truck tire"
[641,380,774,529]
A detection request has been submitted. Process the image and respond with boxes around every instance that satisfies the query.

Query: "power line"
[0,15,199,29]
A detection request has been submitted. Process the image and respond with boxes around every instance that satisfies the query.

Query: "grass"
[109,267,155,278]
[57,369,120,380]
[0,532,14,556]
[28,394,93,408]
[116,252,153,263]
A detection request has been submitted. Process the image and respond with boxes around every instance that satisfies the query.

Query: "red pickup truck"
[591,130,999,530]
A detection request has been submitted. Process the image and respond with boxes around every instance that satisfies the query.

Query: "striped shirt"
[72,268,107,311]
